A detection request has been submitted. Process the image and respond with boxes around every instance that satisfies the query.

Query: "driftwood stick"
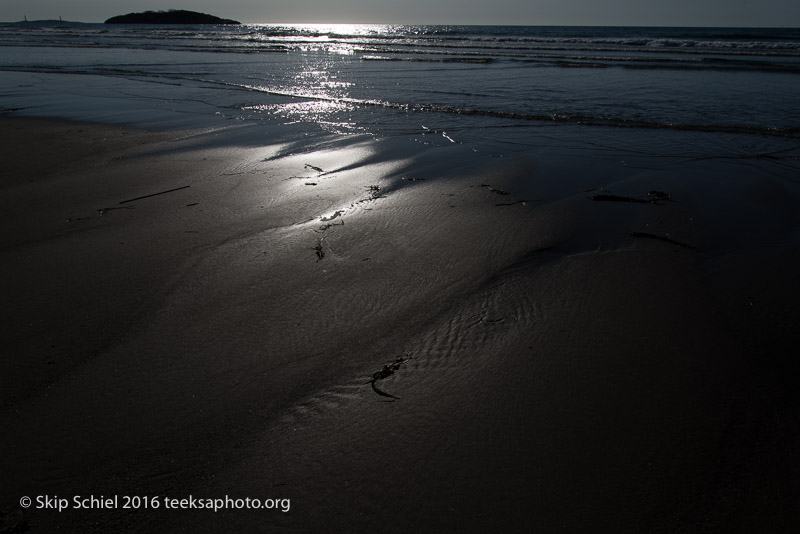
[367,357,411,400]
[630,232,700,252]
[591,194,650,204]
[119,185,190,204]
[371,381,400,399]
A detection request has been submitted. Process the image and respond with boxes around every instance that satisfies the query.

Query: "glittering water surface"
[1,23,799,157]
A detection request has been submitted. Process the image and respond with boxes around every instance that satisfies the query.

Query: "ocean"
[1,22,799,160]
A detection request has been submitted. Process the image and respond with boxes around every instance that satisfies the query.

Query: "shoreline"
[2,115,800,532]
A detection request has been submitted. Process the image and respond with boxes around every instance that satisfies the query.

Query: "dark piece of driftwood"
[119,185,190,204]
[591,190,672,204]
[97,206,135,215]
[481,184,510,195]
[591,194,651,204]
[495,200,529,207]
[369,357,411,399]
[630,231,700,252]
[366,185,384,200]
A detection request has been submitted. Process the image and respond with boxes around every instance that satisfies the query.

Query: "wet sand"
[2,116,800,532]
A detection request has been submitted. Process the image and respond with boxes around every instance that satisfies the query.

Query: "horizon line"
[3,18,800,29]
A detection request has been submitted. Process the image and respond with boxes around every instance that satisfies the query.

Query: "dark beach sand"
[1,116,799,532]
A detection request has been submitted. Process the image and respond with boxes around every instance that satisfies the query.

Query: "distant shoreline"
[104,9,240,25]
[2,20,799,29]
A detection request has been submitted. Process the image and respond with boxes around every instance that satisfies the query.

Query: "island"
[104,10,240,25]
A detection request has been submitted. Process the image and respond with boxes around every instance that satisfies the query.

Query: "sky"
[1,0,799,27]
